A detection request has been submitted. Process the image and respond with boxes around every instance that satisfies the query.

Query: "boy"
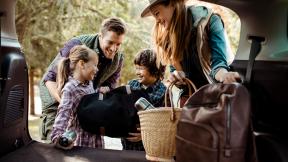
[121,49,166,151]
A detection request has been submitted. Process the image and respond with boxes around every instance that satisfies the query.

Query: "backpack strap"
[126,85,131,94]
[98,93,104,100]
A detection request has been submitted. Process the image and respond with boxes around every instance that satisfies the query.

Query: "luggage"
[176,83,257,162]
[77,85,148,137]
[138,78,196,162]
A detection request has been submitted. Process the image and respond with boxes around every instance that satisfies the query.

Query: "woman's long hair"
[56,45,96,95]
[153,0,192,66]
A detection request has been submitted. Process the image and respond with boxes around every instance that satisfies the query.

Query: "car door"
[218,1,288,161]
[0,0,30,157]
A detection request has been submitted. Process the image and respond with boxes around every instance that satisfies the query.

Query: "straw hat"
[141,0,167,17]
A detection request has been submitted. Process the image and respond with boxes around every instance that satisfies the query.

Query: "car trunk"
[1,0,288,161]
[0,141,147,162]
[221,0,288,161]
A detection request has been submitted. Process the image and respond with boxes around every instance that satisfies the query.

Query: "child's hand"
[126,128,142,142]
[98,86,110,94]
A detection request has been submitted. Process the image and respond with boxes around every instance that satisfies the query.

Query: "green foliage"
[16,0,65,72]
[16,0,154,85]
[16,0,240,85]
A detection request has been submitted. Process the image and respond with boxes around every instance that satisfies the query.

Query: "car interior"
[1,0,288,161]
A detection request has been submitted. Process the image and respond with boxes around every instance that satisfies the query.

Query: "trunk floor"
[0,141,148,162]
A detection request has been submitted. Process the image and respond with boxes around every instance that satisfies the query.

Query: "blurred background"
[15,0,240,148]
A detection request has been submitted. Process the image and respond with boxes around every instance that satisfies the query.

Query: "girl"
[141,0,241,88]
[51,45,102,149]
[121,49,166,151]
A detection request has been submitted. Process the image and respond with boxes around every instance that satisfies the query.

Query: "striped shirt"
[51,77,103,148]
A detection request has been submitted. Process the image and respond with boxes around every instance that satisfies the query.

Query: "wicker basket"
[138,108,182,161]
[138,78,196,161]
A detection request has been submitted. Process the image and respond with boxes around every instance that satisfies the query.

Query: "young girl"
[51,45,102,149]
[121,49,166,151]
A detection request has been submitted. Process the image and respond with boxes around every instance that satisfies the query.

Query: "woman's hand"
[126,128,142,142]
[168,70,186,85]
[215,68,242,84]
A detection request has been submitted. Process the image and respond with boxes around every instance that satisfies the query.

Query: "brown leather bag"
[176,83,257,162]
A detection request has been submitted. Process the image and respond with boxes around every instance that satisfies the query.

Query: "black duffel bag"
[77,85,149,137]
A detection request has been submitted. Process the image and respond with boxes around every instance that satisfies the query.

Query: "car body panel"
[202,0,288,61]
[1,0,30,157]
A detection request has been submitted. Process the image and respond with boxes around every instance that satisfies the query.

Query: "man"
[39,17,126,142]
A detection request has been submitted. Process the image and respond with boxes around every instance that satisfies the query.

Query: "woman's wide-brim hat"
[141,0,167,17]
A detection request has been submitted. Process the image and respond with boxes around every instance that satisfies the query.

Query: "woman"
[141,0,241,88]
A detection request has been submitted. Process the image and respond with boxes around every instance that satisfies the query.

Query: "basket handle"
[165,78,197,121]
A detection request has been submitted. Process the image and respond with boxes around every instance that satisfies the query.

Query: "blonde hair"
[56,45,98,95]
[153,0,192,65]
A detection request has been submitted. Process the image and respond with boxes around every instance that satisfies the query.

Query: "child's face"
[81,54,99,81]
[135,65,157,86]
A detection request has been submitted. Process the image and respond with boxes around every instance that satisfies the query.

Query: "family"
[39,0,241,151]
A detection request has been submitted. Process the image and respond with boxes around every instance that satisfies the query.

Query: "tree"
[16,0,153,114]
[16,0,240,115]
[16,0,66,115]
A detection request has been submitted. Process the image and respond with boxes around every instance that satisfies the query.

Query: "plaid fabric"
[128,79,166,107]
[51,77,103,148]
[40,36,122,142]
[121,79,166,151]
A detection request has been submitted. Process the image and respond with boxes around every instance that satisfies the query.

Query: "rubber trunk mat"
[0,141,148,162]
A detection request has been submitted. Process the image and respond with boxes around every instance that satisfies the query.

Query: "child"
[51,45,103,149]
[121,49,166,151]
